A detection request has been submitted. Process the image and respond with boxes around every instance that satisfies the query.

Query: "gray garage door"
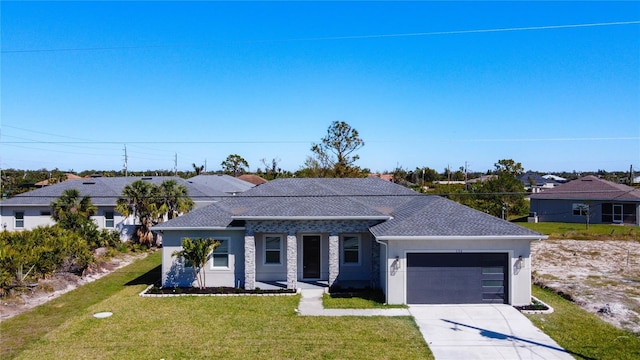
[406,253,508,304]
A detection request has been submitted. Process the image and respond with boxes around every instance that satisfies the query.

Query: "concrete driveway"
[409,304,576,360]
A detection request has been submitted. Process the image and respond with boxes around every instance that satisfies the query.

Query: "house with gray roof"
[0,176,236,238]
[187,174,256,194]
[153,177,544,305]
[530,175,640,226]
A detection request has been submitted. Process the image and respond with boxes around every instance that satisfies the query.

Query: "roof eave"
[231,215,392,221]
[374,235,547,241]
[151,226,246,231]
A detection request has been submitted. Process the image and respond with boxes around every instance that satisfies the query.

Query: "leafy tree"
[172,237,220,289]
[158,180,194,220]
[50,189,97,232]
[116,180,161,247]
[221,154,249,177]
[309,121,366,178]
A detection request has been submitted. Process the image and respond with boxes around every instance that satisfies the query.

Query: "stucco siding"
[161,229,245,288]
[384,238,534,306]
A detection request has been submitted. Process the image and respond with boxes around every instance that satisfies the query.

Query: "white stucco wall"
[382,238,536,306]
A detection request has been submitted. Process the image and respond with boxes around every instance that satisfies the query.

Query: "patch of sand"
[532,239,640,333]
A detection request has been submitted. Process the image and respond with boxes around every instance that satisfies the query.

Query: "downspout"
[374,237,389,304]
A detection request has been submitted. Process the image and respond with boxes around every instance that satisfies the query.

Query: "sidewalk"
[296,288,410,317]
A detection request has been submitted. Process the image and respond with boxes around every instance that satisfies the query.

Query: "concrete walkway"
[296,289,410,316]
[297,290,574,359]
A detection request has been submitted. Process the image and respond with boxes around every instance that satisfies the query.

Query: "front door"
[613,204,623,223]
[303,235,321,279]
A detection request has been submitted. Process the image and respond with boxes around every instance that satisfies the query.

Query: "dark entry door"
[303,235,321,278]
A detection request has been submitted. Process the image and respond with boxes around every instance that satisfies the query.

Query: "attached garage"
[406,253,508,304]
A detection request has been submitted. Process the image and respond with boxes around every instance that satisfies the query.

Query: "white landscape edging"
[518,296,555,314]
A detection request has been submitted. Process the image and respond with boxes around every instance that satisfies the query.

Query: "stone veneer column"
[244,235,256,290]
[286,234,297,290]
[328,234,340,288]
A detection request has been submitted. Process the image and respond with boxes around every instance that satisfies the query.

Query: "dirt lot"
[0,252,148,321]
[532,239,640,333]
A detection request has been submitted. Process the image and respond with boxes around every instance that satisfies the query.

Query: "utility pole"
[204,159,207,174]
[123,145,128,177]
[174,153,178,176]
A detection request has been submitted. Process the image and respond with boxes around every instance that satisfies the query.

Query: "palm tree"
[50,189,97,231]
[116,180,160,247]
[158,180,194,220]
[172,237,220,289]
[192,163,205,175]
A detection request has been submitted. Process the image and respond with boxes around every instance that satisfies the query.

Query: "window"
[15,212,24,228]
[264,235,282,264]
[572,203,589,216]
[105,212,114,228]
[40,210,51,216]
[342,235,360,264]
[212,239,229,268]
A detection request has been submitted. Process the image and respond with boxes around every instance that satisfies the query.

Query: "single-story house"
[0,175,252,238]
[518,172,559,193]
[187,174,257,194]
[153,177,545,305]
[529,175,640,226]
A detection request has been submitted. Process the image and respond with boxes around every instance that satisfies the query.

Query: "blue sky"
[2,1,639,174]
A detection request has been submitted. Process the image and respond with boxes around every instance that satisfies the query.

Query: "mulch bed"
[146,286,295,295]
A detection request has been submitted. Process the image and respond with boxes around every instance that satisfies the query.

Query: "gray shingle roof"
[1,176,228,206]
[370,196,542,238]
[187,174,255,194]
[154,177,542,238]
[530,175,640,202]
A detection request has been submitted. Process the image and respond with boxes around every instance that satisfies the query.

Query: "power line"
[2,20,639,54]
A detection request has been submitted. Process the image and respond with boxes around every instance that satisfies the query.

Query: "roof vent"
[141,177,153,180]
[82,181,96,185]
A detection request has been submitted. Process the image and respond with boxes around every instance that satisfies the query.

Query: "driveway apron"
[409,304,575,360]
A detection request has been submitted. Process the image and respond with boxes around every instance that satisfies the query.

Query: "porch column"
[328,234,340,288]
[286,234,297,290]
[244,235,256,290]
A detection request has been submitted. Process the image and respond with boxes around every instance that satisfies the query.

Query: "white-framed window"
[342,234,360,265]
[15,212,24,228]
[105,211,115,228]
[264,235,282,265]
[212,239,229,268]
[572,203,589,216]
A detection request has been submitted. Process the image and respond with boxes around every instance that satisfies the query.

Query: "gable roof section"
[530,175,640,202]
[188,175,255,194]
[1,176,228,207]
[370,196,542,238]
[154,177,542,239]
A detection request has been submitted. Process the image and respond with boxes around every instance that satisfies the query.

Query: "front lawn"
[2,252,431,360]
[519,222,640,240]
[527,286,640,360]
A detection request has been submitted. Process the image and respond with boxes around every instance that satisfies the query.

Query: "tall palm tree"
[158,180,194,220]
[172,237,220,289]
[50,189,97,231]
[116,180,160,247]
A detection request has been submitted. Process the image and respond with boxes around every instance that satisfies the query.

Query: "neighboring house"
[466,175,497,184]
[0,176,233,238]
[35,173,84,187]
[542,174,568,183]
[187,174,256,194]
[518,172,559,193]
[530,175,640,226]
[153,177,544,305]
[237,174,268,186]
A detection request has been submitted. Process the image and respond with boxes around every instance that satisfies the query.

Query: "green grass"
[2,253,431,360]
[527,286,640,360]
[518,222,640,240]
[323,290,407,309]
